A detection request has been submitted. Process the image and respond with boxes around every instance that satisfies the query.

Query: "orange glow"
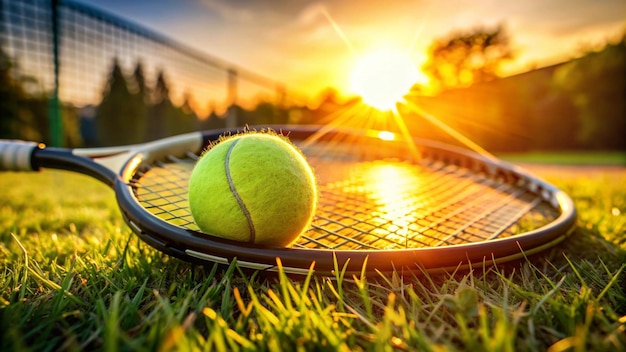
[364,162,420,247]
[349,49,427,111]
[377,130,396,141]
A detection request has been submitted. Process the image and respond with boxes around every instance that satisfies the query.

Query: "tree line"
[0,51,319,147]
[87,59,303,146]
[90,60,198,146]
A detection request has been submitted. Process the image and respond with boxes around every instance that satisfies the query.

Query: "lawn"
[1,163,625,351]
[499,151,626,166]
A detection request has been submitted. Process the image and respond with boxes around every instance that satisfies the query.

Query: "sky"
[76,0,626,100]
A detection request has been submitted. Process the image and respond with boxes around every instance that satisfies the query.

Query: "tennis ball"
[188,132,317,246]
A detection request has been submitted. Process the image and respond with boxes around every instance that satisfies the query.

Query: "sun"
[349,49,424,111]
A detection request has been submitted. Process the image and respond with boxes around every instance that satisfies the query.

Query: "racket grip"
[0,140,39,171]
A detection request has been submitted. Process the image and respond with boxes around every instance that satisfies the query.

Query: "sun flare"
[349,50,424,111]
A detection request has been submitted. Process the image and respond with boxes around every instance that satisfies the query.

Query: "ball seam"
[225,139,256,243]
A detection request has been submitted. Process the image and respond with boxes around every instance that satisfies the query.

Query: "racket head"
[114,125,576,275]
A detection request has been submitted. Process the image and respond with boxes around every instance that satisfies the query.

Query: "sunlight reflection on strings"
[362,163,420,248]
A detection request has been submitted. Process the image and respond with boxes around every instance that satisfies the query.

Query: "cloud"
[197,0,319,24]
[297,2,329,26]
[196,0,257,22]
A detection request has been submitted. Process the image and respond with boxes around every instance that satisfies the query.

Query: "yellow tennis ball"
[188,132,317,246]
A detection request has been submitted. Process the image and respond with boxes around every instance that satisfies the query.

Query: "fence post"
[49,0,63,146]
[226,68,237,129]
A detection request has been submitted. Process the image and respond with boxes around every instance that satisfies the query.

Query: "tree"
[132,62,149,102]
[240,101,287,126]
[171,92,199,135]
[423,25,514,91]
[0,47,26,139]
[200,103,226,130]
[96,59,144,146]
[130,62,149,142]
[146,70,176,140]
[0,47,44,141]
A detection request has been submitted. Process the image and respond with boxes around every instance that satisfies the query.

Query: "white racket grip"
[0,140,39,171]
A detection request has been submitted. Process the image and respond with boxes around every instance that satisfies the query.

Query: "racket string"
[299,156,557,249]
[130,152,558,250]
[131,162,198,229]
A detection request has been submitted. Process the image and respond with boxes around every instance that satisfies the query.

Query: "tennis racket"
[0,125,576,276]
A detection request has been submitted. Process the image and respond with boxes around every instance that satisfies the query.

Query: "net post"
[49,0,63,147]
[226,68,238,128]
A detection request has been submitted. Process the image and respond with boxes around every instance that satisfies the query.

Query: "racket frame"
[2,125,577,276]
[113,126,576,275]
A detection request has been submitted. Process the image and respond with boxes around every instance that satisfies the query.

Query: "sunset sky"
[76,0,626,99]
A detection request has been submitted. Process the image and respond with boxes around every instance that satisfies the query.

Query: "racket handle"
[0,140,39,171]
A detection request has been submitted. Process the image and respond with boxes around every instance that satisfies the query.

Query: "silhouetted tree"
[0,48,25,138]
[423,25,514,91]
[130,62,149,141]
[0,47,44,141]
[61,105,83,147]
[146,70,177,140]
[97,59,144,145]
[239,101,288,126]
[132,62,149,102]
[200,103,226,130]
[171,92,199,135]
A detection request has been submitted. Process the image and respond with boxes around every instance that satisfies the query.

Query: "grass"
[499,151,626,166]
[1,166,625,351]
